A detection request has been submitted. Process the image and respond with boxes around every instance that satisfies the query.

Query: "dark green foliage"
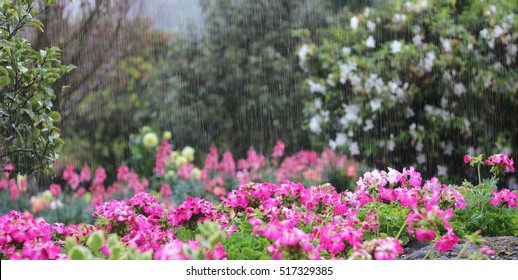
[0,0,75,175]
[160,0,329,161]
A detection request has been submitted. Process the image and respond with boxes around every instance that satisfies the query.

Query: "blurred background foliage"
[11,0,516,188]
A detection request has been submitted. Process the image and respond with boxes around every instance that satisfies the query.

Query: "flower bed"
[0,154,516,260]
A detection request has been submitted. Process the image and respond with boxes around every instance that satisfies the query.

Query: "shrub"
[0,0,75,176]
[300,0,518,181]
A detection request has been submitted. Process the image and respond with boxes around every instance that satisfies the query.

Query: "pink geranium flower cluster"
[485,154,515,173]
[0,211,67,260]
[169,197,228,230]
[93,192,176,253]
[490,189,517,208]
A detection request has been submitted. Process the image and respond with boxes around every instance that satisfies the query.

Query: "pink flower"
[79,166,91,183]
[435,231,459,252]
[218,151,236,177]
[272,140,285,159]
[463,155,471,163]
[9,179,19,201]
[160,183,172,197]
[154,140,172,176]
[93,167,106,185]
[117,166,130,182]
[177,163,195,180]
[49,184,61,197]
[415,228,436,242]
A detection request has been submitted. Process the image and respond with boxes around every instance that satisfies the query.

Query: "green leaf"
[68,246,87,260]
[48,111,61,122]
[0,76,10,90]
[86,231,104,252]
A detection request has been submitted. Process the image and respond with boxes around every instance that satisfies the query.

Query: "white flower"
[320,110,330,123]
[440,38,451,53]
[406,107,415,118]
[486,5,496,16]
[409,123,417,139]
[416,141,424,152]
[365,73,384,94]
[419,51,436,72]
[50,200,64,209]
[453,83,467,97]
[342,46,351,56]
[441,141,454,156]
[309,115,322,134]
[493,25,504,38]
[298,44,311,62]
[390,40,402,53]
[437,165,448,177]
[340,104,360,128]
[298,44,312,71]
[349,142,360,155]
[412,34,422,46]
[367,20,376,32]
[387,139,396,151]
[336,133,347,146]
[393,13,407,23]
[313,98,322,109]
[309,80,326,94]
[417,153,426,164]
[386,167,400,184]
[350,16,359,30]
[370,98,382,112]
[363,119,374,131]
[366,35,376,48]
[339,61,357,84]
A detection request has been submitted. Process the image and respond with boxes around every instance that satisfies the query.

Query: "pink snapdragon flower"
[80,166,91,183]
[49,184,61,197]
[177,163,195,180]
[154,140,172,176]
[272,140,285,159]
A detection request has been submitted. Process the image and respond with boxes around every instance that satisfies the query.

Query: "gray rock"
[401,236,518,260]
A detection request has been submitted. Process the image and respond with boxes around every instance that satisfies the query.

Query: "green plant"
[0,0,75,176]
[452,179,518,237]
[65,230,152,260]
[222,219,272,260]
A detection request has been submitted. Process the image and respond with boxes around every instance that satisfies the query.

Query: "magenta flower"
[435,231,459,252]
[415,228,436,242]
[463,155,471,163]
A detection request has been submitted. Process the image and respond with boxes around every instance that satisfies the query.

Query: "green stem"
[423,243,435,260]
[394,221,407,240]
[456,241,469,259]
[477,165,481,185]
